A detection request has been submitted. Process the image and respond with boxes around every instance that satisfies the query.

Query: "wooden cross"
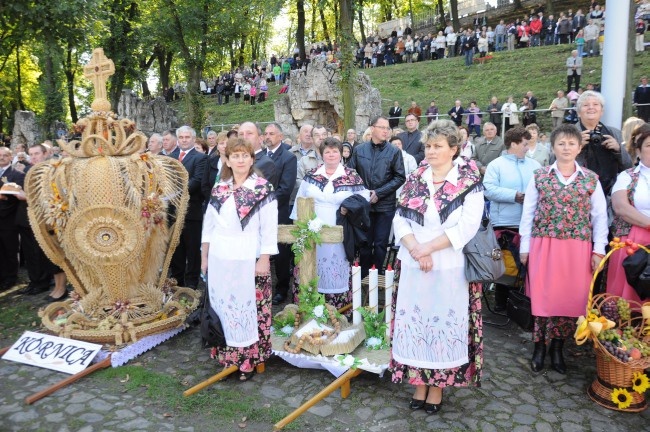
[83,48,115,112]
[277,197,344,288]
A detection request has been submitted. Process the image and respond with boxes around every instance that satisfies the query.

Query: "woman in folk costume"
[520,125,608,374]
[201,137,278,381]
[291,137,369,310]
[608,123,650,302]
[389,120,484,415]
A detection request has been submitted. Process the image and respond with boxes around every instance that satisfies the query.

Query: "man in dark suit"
[388,101,402,129]
[169,126,207,289]
[264,123,297,304]
[634,76,650,122]
[396,114,424,164]
[0,146,25,290]
[206,130,219,156]
[448,99,465,127]
[238,122,278,187]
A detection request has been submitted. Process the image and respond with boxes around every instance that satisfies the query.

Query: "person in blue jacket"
[483,126,541,311]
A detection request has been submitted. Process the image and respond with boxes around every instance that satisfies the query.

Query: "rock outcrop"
[274,57,382,139]
[117,90,178,137]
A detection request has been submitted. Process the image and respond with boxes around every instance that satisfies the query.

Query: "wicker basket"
[588,347,647,412]
[580,242,650,412]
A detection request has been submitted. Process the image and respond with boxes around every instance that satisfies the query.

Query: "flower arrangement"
[273,310,296,337]
[297,277,330,325]
[334,354,362,369]
[290,215,326,264]
[357,306,388,350]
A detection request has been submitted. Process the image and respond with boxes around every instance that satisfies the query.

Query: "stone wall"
[274,57,382,139]
[117,90,178,137]
[11,111,40,149]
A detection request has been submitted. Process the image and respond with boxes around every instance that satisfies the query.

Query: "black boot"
[530,341,546,372]
[549,338,566,374]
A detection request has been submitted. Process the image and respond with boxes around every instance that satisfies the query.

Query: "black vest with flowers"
[610,167,640,238]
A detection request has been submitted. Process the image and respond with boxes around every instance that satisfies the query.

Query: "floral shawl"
[209,174,276,229]
[303,166,366,192]
[396,157,483,226]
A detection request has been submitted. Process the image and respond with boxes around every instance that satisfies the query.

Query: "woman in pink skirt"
[519,124,608,374]
[608,123,650,302]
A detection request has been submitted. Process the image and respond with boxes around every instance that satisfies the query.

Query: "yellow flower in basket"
[632,372,650,394]
[611,388,633,410]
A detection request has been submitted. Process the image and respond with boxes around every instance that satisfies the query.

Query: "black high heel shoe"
[409,398,426,410]
[424,389,443,414]
[424,402,442,414]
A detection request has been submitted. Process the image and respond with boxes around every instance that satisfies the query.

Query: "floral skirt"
[211,275,272,370]
[532,316,575,343]
[388,279,483,388]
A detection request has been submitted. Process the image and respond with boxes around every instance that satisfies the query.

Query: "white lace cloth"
[93,326,186,367]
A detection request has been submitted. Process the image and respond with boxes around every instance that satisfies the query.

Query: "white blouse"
[612,162,650,218]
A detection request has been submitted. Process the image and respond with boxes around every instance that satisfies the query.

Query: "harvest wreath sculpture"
[27,48,200,346]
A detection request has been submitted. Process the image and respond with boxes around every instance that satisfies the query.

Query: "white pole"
[352,263,362,325]
[384,267,394,339]
[368,266,378,313]
[601,0,630,129]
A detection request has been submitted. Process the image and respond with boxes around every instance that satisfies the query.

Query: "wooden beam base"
[274,368,363,430]
[183,365,238,397]
[25,356,112,405]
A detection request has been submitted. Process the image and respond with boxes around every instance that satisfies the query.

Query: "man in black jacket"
[169,126,207,289]
[0,146,25,290]
[397,114,424,164]
[348,116,405,276]
[264,123,297,304]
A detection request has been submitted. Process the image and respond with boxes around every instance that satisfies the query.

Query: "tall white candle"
[369,265,378,313]
[352,262,362,325]
[384,265,394,339]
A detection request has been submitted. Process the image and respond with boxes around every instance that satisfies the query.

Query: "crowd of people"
[355,2,628,68]
[1,0,650,418]
[2,81,647,412]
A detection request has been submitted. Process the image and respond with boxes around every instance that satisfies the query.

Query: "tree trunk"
[156,49,173,92]
[357,7,366,43]
[450,0,460,32]
[16,45,25,111]
[437,0,446,27]
[296,0,307,60]
[320,8,332,46]
[184,64,204,131]
[238,36,246,68]
[64,43,77,123]
[137,51,156,98]
[339,0,355,132]
[545,0,554,16]
[513,0,523,9]
[311,0,316,42]
[40,37,65,136]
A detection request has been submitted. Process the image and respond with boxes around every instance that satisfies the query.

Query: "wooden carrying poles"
[24,355,112,405]
[274,368,363,430]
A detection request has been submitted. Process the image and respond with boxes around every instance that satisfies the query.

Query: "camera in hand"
[589,129,604,146]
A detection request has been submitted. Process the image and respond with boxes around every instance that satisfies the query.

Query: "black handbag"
[463,209,506,283]
[622,244,650,299]
[506,266,533,331]
[199,282,226,348]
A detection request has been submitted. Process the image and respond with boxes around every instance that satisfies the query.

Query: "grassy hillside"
[178,44,650,135]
